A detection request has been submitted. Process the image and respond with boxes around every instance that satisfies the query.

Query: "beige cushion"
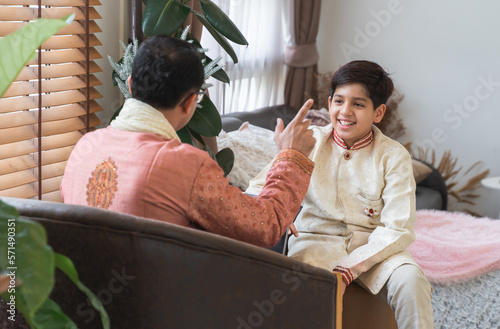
[412,159,433,184]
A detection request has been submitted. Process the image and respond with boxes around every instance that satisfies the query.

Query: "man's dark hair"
[131,35,204,109]
[330,60,394,110]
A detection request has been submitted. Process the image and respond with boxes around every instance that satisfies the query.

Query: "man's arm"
[187,100,316,247]
[188,150,313,247]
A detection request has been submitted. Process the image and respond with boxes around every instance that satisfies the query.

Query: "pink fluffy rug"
[408,209,500,284]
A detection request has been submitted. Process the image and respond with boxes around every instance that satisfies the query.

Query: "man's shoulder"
[156,139,213,164]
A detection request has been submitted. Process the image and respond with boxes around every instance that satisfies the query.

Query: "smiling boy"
[247,61,434,329]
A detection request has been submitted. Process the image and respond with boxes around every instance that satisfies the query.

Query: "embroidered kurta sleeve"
[334,150,416,285]
[187,149,314,247]
[245,161,272,195]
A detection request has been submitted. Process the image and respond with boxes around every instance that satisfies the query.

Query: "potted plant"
[0,16,109,329]
[109,0,248,176]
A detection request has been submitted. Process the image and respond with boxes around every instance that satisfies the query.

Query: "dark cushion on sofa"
[416,186,443,210]
[222,104,298,131]
[414,160,448,210]
[220,116,244,132]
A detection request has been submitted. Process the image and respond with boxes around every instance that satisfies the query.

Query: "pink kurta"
[61,126,314,247]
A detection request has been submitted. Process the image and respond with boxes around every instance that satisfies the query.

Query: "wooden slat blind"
[0,0,103,201]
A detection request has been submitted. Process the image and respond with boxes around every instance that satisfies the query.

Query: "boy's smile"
[329,83,386,149]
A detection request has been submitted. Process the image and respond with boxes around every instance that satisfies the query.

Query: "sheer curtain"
[201,0,285,114]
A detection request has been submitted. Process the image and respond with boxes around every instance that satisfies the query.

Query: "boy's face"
[329,83,386,149]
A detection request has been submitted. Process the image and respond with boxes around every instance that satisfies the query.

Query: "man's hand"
[274,99,316,157]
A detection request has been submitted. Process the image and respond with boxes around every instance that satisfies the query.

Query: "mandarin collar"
[332,129,374,150]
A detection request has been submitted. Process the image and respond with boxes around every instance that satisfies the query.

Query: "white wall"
[318,0,500,218]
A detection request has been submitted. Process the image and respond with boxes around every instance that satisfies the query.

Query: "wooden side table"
[481,176,500,219]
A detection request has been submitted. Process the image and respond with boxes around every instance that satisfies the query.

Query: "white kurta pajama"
[247,124,434,329]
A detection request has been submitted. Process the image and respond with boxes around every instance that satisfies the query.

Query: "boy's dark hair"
[131,35,204,109]
[330,60,394,110]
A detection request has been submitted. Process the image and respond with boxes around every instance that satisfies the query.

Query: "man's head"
[328,60,393,148]
[130,35,204,110]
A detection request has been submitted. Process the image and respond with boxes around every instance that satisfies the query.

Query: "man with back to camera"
[61,34,316,248]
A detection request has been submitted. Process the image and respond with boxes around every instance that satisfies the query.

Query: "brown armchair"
[0,197,342,329]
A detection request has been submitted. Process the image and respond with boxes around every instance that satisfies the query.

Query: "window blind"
[0,0,103,201]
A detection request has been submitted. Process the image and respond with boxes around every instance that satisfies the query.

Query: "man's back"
[61,126,207,227]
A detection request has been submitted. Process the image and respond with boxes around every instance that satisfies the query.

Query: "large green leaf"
[0,15,74,98]
[143,0,191,37]
[176,126,195,145]
[216,148,234,177]
[187,96,222,137]
[55,253,110,329]
[0,199,19,219]
[193,11,238,64]
[0,205,55,319]
[31,298,77,329]
[0,200,110,328]
[199,0,248,46]
[187,126,207,147]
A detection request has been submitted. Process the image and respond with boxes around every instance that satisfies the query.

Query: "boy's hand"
[274,99,316,156]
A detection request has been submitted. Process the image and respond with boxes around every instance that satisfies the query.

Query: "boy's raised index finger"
[292,99,314,123]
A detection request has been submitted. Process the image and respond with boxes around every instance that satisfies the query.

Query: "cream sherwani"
[247,124,419,294]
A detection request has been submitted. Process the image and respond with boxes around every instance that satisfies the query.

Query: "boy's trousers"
[360,264,435,329]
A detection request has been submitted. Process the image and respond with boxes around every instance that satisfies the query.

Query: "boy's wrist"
[333,266,354,286]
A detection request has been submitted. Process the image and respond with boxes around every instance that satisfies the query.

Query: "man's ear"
[180,93,197,114]
[128,76,132,95]
[373,104,386,123]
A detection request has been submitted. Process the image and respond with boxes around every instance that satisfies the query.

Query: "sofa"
[0,197,341,329]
